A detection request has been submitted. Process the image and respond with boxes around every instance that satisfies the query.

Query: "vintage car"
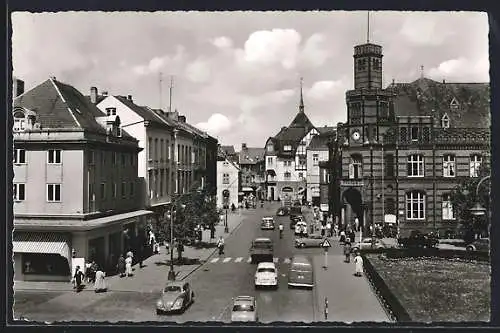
[250,237,274,263]
[294,221,308,236]
[351,238,385,252]
[156,281,194,314]
[288,255,314,289]
[261,217,275,230]
[254,262,278,289]
[466,238,489,253]
[231,296,258,322]
[295,234,325,248]
[276,207,290,216]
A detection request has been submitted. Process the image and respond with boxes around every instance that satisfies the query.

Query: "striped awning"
[13,232,70,259]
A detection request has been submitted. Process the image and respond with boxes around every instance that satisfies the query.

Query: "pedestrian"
[354,251,364,277]
[339,229,346,244]
[343,241,352,263]
[94,266,108,293]
[354,216,360,232]
[326,221,332,237]
[217,236,225,255]
[334,224,339,237]
[125,253,133,277]
[117,254,126,277]
[165,241,170,255]
[138,248,144,269]
[320,224,326,236]
[72,265,84,292]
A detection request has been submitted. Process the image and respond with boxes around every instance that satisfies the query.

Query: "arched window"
[441,113,450,129]
[349,154,363,179]
[406,191,426,220]
[13,110,26,132]
[442,193,455,220]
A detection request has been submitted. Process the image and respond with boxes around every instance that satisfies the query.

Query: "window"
[148,137,153,160]
[313,154,319,166]
[121,153,126,166]
[222,173,230,184]
[450,97,460,110]
[349,155,363,179]
[112,152,117,165]
[106,107,117,116]
[129,182,135,197]
[13,183,25,201]
[284,145,292,151]
[101,151,106,166]
[121,182,127,198]
[406,191,425,220]
[88,150,95,165]
[13,113,26,132]
[112,183,117,198]
[154,138,159,161]
[284,161,292,167]
[160,139,164,161]
[442,194,455,220]
[267,143,274,152]
[267,157,273,165]
[88,183,95,211]
[14,149,26,164]
[410,127,419,141]
[470,155,482,177]
[407,154,424,177]
[441,114,450,129]
[47,184,61,202]
[47,149,61,164]
[284,172,291,180]
[379,101,389,119]
[443,155,456,177]
[298,172,304,180]
[384,154,394,177]
[100,183,106,200]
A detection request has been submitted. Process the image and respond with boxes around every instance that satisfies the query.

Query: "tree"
[450,163,490,242]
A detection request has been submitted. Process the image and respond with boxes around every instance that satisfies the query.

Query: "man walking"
[73,265,84,292]
[217,236,225,255]
[326,221,332,237]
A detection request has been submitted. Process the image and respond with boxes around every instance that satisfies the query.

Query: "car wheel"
[299,243,306,248]
[466,245,474,252]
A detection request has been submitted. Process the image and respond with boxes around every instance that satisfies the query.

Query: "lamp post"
[469,175,490,238]
[167,203,177,281]
[225,207,229,233]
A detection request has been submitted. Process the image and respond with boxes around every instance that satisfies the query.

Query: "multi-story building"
[217,146,240,209]
[12,77,152,282]
[264,84,329,204]
[238,143,265,200]
[204,135,219,197]
[306,129,335,207]
[333,39,490,237]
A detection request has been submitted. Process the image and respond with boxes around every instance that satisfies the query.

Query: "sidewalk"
[313,252,390,322]
[14,210,248,293]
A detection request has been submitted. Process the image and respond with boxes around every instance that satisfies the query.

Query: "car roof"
[254,237,272,242]
[291,255,311,265]
[164,281,184,287]
[234,295,255,302]
[257,262,276,268]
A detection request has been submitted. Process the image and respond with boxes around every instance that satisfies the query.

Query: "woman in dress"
[117,254,126,278]
[94,267,108,292]
[125,253,133,277]
[354,251,364,277]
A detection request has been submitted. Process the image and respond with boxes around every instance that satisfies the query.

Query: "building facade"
[13,78,152,282]
[306,130,335,207]
[238,143,265,200]
[217,147,240,209]
[335,40,490,237]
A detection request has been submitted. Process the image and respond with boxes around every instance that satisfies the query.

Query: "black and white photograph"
[10,10,491,324]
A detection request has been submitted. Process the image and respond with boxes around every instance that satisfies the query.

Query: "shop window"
[22,253,70,276]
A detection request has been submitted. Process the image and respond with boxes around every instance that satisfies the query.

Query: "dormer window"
[106,107,117,116]
[284,145,292,151]
[441,113,450,129]
[450,97,460,110]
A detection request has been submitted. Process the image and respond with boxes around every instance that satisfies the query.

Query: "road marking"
[210,258,219,263]
[273,257,279,263]
[223,257,232,263]
[235,257,243,263]
[283,258,291,264]
[247,257,252,263]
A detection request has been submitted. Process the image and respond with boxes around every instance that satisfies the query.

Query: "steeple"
[299,77,304,113]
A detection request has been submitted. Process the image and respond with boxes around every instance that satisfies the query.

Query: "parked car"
[156,281,194,314]
[231,296,258,322]
[398,230,439,249]
[351,237,385,252]
[290,206,302,215]
[254,262,278,289]
[260,217,275,230]
[250,237,274,263]
[288,255,314,289]
[466,238,489,253]
[294,221,308,236]
[295,234,325,248]
[276,207,289,216]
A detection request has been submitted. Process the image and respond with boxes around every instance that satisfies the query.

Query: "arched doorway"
[342,188,363,230]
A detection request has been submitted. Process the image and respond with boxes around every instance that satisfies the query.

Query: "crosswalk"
[208,257,292,264]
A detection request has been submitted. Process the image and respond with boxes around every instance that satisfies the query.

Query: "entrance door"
[342,188,363,230]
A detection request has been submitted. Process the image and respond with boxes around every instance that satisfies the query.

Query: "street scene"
[11,11,490,323]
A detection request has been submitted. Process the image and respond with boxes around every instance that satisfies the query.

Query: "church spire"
[299,77,304,113]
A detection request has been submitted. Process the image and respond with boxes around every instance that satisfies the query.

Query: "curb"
[181,213,247,281]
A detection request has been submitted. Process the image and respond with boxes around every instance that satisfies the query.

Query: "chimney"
[178,115,186,123]
[127,95,133,102]
[242,143,247,150]
[13,78,24,97]
[442,79,446,84]
[90,86,98,104]
[102,91,108,97]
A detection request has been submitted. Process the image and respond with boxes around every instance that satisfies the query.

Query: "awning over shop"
[13,232,70,259]
[266,169,276,176]
[242,187,254,192]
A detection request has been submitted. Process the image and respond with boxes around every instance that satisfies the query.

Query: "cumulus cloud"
[132,45,185,76]
[300,33,331,67]
[185,58,211,83]
[427,57,490,82]
[306,80,345,100]
[195,113,232,135]
[241,29,302,69]
[211,36,233,49]
[399,16,454,46]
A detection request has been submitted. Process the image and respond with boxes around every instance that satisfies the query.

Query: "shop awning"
[242,187,254,192]
[266,169,276,176]
[13,232,70,259]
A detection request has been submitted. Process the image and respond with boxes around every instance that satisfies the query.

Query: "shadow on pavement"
[154,258,202,266]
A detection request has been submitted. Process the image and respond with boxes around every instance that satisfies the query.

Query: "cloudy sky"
[12,11,489,149]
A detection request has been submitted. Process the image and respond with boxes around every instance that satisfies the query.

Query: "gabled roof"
[220,145,236,155]
[308,132,335,150]
[239,147,265,165]
[317,126,335,135]
[217,145,240,170]
[114,96,169,127]
[389,77,490,128]
[13,78,133,140]
[289,111,315,131]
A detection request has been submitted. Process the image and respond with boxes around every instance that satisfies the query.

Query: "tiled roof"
[289,111,315,130]
[14,78,133,139]
[239,147,265,165]
[308,133,334,150]
[115,96,169,127]
[221,145,236,155]
[390,77,490,128]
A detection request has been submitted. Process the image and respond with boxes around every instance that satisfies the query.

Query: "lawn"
[367,254,490,322]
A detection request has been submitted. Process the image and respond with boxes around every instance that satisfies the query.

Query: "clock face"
[352,131,361,141]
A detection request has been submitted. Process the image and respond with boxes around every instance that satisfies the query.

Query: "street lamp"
[468,175,490,238]
[225,207,229,233]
